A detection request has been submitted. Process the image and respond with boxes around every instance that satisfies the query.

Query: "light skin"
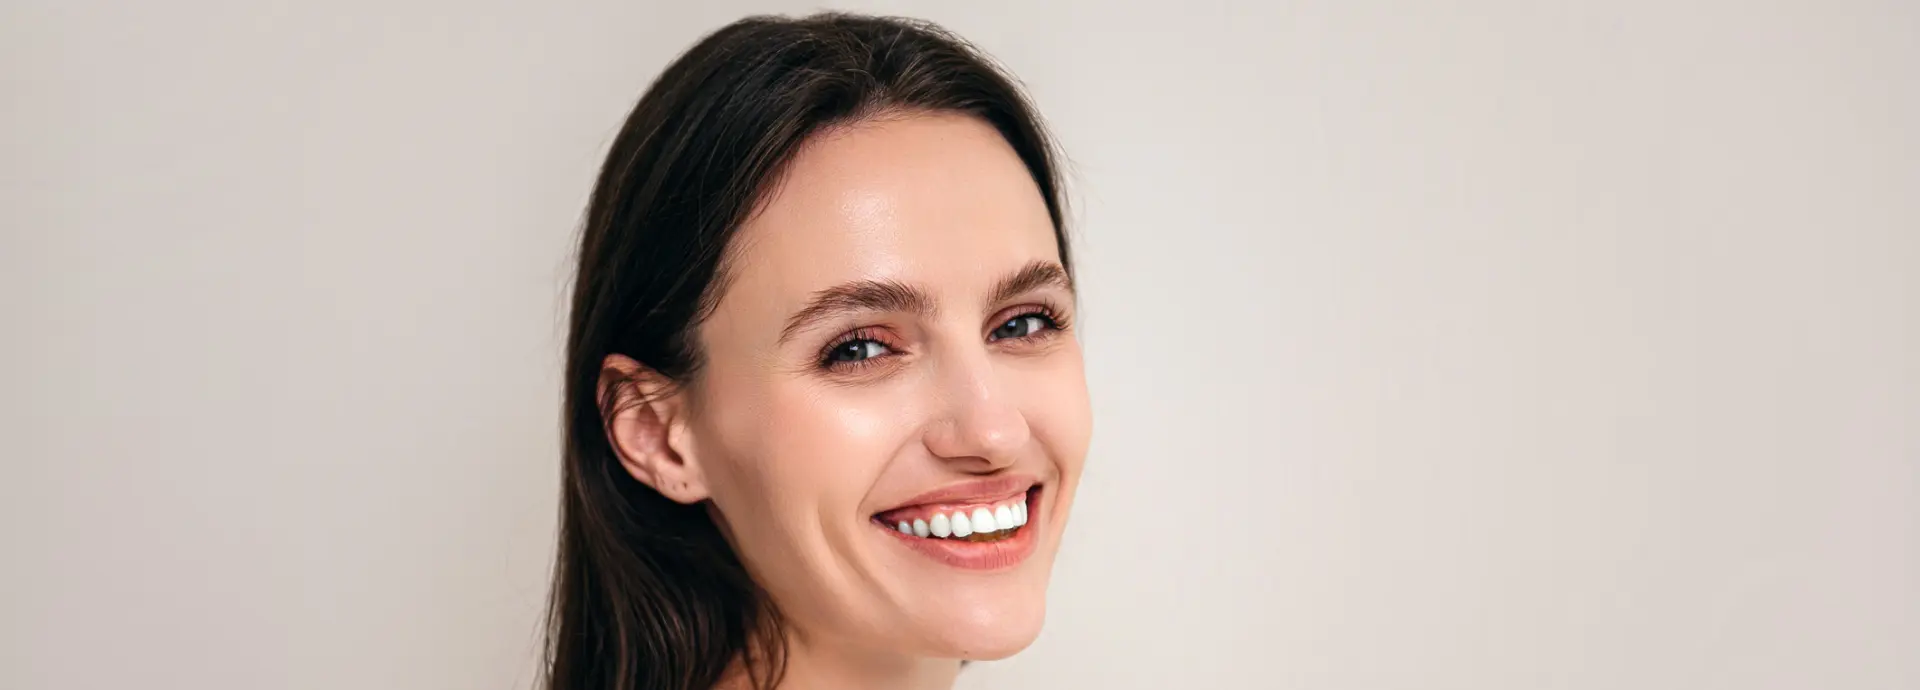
[601,111,1092,689]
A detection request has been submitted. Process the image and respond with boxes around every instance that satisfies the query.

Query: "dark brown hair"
[547,12,1069,690]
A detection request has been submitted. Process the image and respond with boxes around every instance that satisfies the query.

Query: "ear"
[598,354,708,504]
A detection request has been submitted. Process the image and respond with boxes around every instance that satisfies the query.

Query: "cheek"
[752,383,922,490]
[1024,345,1094,469]
[693,373,920,571]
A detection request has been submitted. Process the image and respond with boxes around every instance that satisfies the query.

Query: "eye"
[824,338,890,365]
[816,325,907,374]
[990,312,1057,341]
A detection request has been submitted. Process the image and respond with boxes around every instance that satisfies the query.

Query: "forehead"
[714,112,1059,330]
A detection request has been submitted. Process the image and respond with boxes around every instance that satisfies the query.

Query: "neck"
[718,628,961,690]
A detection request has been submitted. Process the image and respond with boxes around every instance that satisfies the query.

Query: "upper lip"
[877,474,1039,513]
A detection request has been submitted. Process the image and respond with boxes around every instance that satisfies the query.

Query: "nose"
[921,349,1030,471]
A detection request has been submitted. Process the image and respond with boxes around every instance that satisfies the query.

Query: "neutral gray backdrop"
[4,1,1916,688]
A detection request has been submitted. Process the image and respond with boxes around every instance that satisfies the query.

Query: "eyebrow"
[777,259,1074,345]
[987,260,1075,307]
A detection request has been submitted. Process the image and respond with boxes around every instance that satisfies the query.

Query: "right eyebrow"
[777,279,937,345]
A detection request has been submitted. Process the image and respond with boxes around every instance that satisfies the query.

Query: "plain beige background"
[4,1,1916,688]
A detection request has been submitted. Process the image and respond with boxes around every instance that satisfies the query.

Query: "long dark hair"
[547,12,1070,690]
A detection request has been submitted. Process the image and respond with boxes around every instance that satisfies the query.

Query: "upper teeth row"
[895,501,1028,539]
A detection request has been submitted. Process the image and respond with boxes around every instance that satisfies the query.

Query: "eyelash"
[817,304,1071,372]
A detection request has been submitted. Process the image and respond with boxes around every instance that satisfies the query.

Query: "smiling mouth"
[872,486,1037,543]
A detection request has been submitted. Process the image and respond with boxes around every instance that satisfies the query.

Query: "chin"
[910,587,1050,660]
[954,629,1041,661]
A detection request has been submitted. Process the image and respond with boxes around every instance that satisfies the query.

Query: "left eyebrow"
[987,260,1074,308]
[776,259,1074,345]
[779,279,935,346]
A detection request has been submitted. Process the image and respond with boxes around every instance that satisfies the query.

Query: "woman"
[546,12,1092,690]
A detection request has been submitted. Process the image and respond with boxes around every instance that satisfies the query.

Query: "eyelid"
[988,300,1070,332]
[816,325,908,371]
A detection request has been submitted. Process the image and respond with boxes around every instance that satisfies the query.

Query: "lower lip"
[875,487,1042,571]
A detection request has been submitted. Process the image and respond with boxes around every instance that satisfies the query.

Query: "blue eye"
[990,314,1053,341]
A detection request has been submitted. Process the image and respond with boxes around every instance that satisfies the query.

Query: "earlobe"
[599,354,710,504]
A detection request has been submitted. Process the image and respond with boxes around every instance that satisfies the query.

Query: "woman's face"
[682,112,1090,660]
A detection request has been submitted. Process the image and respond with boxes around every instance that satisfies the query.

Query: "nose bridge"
[923,338,1029,463]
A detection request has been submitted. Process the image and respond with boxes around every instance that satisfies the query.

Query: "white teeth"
[888,501,1032,541]
[972,507,997,533]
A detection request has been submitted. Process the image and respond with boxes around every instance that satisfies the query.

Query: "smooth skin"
[602,111,1092,689]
